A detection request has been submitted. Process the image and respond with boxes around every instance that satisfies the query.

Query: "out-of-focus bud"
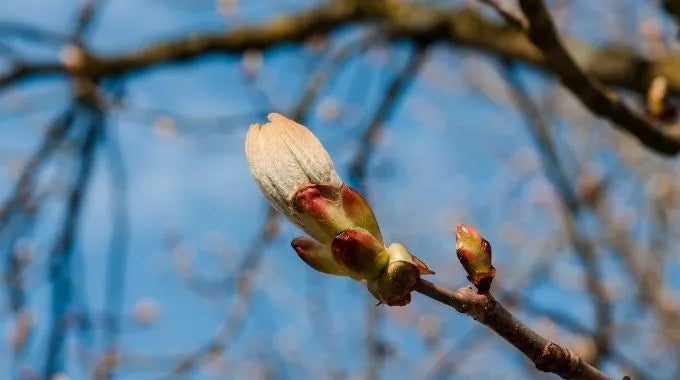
[577,171,605,206]
[59,44,87,72]
[242,48,263,79]
[455,224,495,293]
[646,76,677,123]
[133,298,160,325]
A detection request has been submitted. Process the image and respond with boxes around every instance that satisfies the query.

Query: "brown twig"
[663,0,680,37]
[517,0,680,155]
[413,279,610,380]
[4,0,680,104]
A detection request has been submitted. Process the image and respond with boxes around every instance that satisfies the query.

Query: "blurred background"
[1,0,680,378]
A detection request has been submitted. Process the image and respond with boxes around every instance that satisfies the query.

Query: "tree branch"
[4,0,680,103]
[413,279,610,380]
[518,0,680,155]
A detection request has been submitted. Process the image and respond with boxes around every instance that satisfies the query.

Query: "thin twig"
[45,105,102,377]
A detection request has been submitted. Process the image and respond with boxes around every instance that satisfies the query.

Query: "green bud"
[455,224,495,293]
[367,243,431,306]
[331,228,388,280]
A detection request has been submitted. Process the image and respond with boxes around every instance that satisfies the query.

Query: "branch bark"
[413,279,610,380]
[4,0,680,99]
[518,0,680,155]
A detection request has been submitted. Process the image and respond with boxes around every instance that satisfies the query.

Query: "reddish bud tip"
[331,229,387,280]
[293,184,335,217]
[455,224,495,293]
[291,237,345,275]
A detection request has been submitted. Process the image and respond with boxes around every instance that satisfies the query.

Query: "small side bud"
[373,259,418,306]
[646,76,677,123]
[455,224,495,293]
[368,243,429,306]
[292,237,346,276]
[331,228,388,280]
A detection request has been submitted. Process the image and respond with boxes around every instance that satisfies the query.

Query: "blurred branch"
[3,0,680,106]
[414,279,609,380]
[0,108,76,229]
[101,107,130,377]
[478,0,527,30]
[0,63,63,88]
[166,207,278,377]
[0,22,69,44]
[45,103,102,377]
[595,192,680,351]
[289,31,379,122]
[663,0,680,36]
[501,62,613,366]
[349,43,428,188]
[73,0,106,39]
[158,34,371,373]
[344,43,428,380]
[517,0,680,155]
[0,106,76,375]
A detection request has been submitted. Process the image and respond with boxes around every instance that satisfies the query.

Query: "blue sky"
[1,0,679,379]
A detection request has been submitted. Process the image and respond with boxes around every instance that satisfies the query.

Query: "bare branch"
[4,0,680,107]
[45,105,102,376]
[414,279,610,380]
[518,0,680,155]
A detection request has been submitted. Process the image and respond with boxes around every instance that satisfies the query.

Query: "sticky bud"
[367,243,430,306]
[455,224,495,293]
[331,228,388,280]
[293,184,352,245]
[291,237,345,276]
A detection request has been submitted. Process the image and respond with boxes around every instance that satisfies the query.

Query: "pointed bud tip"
[455,223,480,242]
[454,224,495,293]
[291,237,345,276]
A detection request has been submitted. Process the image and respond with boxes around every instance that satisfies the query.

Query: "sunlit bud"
[455,224,495,293]
[153,115,177,138]
[368,243,421,306]
[59,44,87,72]
[133,298,160,325]
[242,48,263,79]
[646,76,677,123]
[291,237,345,276]
[245,113,433,304]
[331,228,388,280]
[245,113,343,232]
[291,184,355,245]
